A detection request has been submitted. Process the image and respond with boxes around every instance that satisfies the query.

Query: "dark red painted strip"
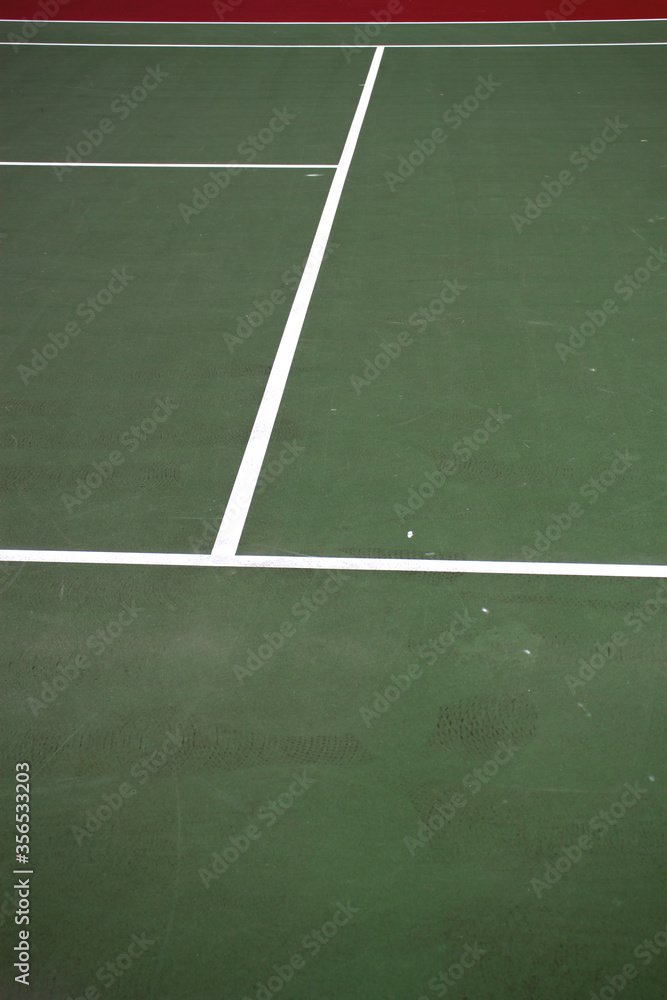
[1,0,663,25]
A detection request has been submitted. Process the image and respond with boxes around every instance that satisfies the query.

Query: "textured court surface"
[1,19,666,1000]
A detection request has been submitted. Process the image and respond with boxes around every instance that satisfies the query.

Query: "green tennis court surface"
[1,19,665,1000]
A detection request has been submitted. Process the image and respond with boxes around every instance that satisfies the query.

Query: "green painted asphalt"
[1,165,332,552]
[1,47,371,164]
[1,566,666,1000]
[1,42,664,561]
[0,22,665,1000]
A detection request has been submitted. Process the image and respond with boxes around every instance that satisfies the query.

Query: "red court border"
[1,0,664,25]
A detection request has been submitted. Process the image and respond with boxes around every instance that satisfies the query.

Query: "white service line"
[1,42,665,47]
[0,549,211,567]
[226,556,667,577]
[381,41,666,46]
[0,161,338,169]
[0,548,665,577]
[211,44,386,559]
[0,41,352,47]
[1,17,664,22]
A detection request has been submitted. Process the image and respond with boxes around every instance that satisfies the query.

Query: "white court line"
[379,42,666,46]
[1,17,665,22]
[0,549,211,567]
[229,556,667,578]
[211,44,385,559]
[0,161,338,169]
[0,548,665,577]
[1,42,665,47]
[0,41,355,46]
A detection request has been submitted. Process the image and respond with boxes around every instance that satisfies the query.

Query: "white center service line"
[211,44,386,559]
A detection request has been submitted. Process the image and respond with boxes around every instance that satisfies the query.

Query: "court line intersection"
[212,45,384,557]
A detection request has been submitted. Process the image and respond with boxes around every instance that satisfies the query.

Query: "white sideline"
[0,548,665,577]
[211,44,386,558]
